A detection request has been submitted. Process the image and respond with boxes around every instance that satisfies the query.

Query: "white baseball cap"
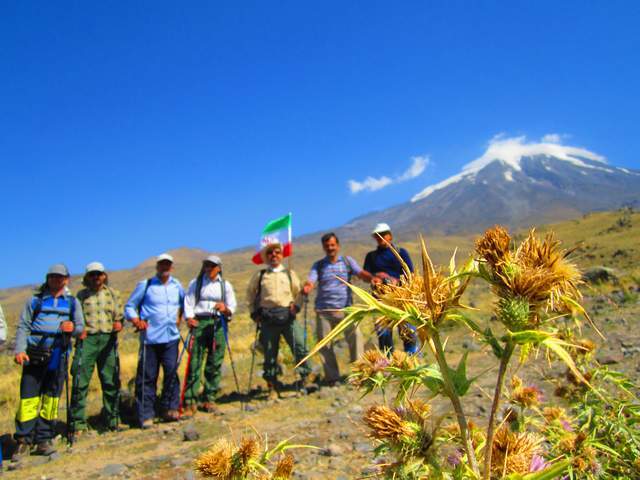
[371,223,392,235]
[85,262,106,273]
[156,253,174,263]
[204,255,222,266]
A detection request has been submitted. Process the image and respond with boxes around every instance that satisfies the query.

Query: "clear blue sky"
[1,1,639,287]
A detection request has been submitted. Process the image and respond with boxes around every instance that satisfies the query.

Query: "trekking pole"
[220,315,241,402]
[246,321,260,401]
[303,294,309,351]
[69,338,84,445]
[178,330,195,415]
[63,334,73,446]
[140,331,147,426]
[113,334,121,428]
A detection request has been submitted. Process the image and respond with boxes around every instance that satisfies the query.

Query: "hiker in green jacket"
[70,262,124,437]
[182,255,237,417]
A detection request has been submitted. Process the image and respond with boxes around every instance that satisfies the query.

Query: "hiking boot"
[11,441,31,462]
[161,409,180,422]
[266,382,280,401]
[34,440,56,456]
[297,375,319,396]
[140,419,154,430]
[200,402,222,415]
[181,404,197,419]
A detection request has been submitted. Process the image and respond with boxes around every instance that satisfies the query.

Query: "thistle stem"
[482,340,515,480]
[430,332,480,477]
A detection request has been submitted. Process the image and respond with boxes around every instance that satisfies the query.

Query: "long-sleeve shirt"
[124,276,185,345]
[184,275,237,318]
[363,245,414,280]
[308,255,363,310]
[246,266,301,311]
[15,291,85,354]
[76,286,124,334]
[0,304,7,344]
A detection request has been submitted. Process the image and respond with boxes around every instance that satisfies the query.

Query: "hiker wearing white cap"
[12,264,84,459]
[182,255,237,417]
[125,253,185,427]
[246,243,314,399]
[69,262,124,436]
[364,224,419,355]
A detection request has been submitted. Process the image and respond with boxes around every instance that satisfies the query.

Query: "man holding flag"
[246,213,314,399]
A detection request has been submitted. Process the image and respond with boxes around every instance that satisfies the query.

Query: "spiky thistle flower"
[490,426,544,477]
[350,349,391,389]
[476,227,585,330]
[196,439,234,478]
[272,454,294,479]
[364,405,415,441]
[510,381,543,409]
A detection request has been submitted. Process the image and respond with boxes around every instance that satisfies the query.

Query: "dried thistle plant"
[490,426,544,477]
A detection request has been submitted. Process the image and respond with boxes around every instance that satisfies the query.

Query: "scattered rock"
[349,405,363,414]
[320,444,344,457]
[170,457,189,467]
[353,441,372,453]
[101,463,128,477]
[243,404,257,412]
[597,352,623,365]
[48,451,61,461]
[183,424,200,442]
[583,266,618,284]
[462,339,481,352]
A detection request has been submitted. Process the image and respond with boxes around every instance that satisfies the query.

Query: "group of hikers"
[3,222,418,462]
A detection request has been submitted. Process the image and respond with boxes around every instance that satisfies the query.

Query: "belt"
[195,313,217,320]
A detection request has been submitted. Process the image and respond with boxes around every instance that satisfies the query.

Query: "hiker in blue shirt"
[125,253,185,427]
[303,232,374,384]
[12,264,84,460]
[363,223,419,355]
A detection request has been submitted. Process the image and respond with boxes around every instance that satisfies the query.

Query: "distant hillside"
[2,209,638,326]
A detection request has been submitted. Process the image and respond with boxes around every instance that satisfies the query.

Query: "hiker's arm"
[303,262,318,295]
[183,279,197,321]
[14,300,33,356]
[246,272,259,313]
[124,281,146,323]
[290,271,302,312]
[217,281,236,318]
[0,304,6,345]
[71,297,85,337]
[400,248,414,274]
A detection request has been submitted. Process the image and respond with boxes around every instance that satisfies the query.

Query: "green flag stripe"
[262,213,292,234]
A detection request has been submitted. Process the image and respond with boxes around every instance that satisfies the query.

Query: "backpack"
[194,274,227,313]
[251,269,293,320]
[135,278,154,316]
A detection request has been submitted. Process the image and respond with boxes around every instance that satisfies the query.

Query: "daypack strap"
[136,278,153,315]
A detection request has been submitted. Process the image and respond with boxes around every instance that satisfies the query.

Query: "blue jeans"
[376,325,419,355]
[135,339,180,423]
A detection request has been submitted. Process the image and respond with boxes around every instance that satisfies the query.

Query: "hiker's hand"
[214,302,229,315]
[79,330,88,340]
[187,318,199,329]
[61,321,74,333]
[132,318,148,331]
[289,302,299,315]
[15,352,29,365]
[302,282,313,295]
[112,321,123,333]
[371,277,382,285]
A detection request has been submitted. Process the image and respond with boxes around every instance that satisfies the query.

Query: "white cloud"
[349,155,429,194]
[348,176,392,194]
[541,133,570,144]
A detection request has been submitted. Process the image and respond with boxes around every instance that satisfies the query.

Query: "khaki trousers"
[315,310,363,382]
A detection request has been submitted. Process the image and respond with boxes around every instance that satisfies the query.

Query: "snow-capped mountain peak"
[411,135,612,202]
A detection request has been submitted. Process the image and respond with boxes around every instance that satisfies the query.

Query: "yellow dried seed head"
[195,439,234,478]
[364,405,414,441]
[273,454,295,479]
[490,426,543,476]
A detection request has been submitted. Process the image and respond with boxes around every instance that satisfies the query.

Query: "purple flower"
[447,450,462,467]
[560,420,574,432]
[529,455,548,472]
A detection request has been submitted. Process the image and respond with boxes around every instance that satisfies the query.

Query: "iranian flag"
[251,213,293,265]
